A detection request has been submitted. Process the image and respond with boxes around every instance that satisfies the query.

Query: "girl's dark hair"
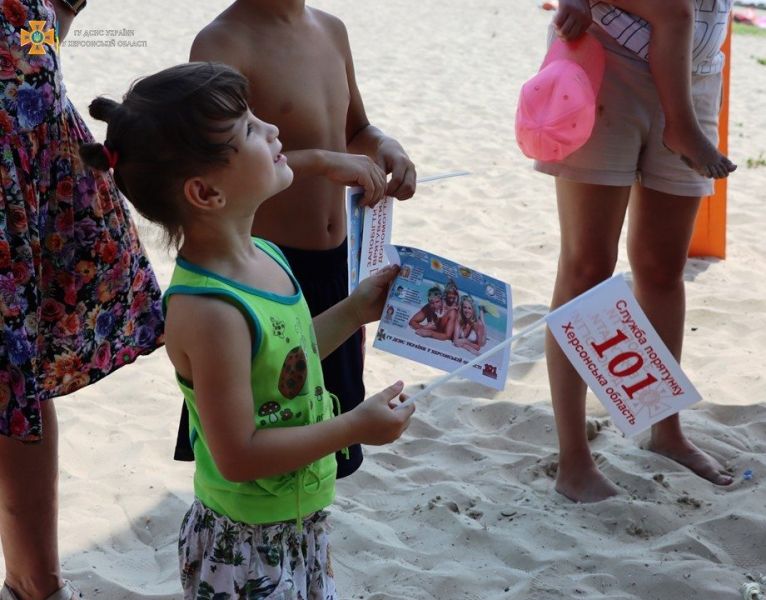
[79,62,250,247]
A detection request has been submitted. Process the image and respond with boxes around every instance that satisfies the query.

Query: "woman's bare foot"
[648,435,733,486]
[555,463,621,503]
[663,122,737,179]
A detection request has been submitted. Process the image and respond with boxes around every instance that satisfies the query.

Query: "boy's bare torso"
[192,4,354,250]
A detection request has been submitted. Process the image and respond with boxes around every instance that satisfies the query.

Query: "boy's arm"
[312,265,398,357]
[417,322,455,341]
[409,309,427,331]
[189,23,247,83]
[417,312,457,341]
[329,18,417,200]
[283,148,387,207]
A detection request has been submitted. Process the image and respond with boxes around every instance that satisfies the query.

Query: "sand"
[2,1,765,598]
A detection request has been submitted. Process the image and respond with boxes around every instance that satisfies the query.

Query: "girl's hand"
[553,0,592,40]
[415,328,435,338]
[349,381,414,445]
[349,265,400,326]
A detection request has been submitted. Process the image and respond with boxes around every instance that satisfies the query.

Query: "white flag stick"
[416,171,470,184]
[398,315,547,409]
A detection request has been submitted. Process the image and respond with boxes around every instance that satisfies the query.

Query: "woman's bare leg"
[627,185,733,485]
[608,0,735,178]
[547,178,630,502]
[0,400,64,600]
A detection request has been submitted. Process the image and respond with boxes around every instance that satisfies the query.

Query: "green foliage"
[733,22,766,37]
[196,581,231,600]
[235,577,279,599]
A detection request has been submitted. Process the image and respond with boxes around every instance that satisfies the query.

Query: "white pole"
[398,315,548,409]
[416,171,470,184]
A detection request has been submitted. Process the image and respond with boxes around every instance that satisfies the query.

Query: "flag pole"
[398,315,547,409]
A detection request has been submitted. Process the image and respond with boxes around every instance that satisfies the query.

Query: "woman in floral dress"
[0,1,163,598]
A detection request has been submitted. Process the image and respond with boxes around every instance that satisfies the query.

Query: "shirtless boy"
[179,0,416,478]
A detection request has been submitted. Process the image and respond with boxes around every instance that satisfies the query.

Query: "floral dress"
[0,0,164,440]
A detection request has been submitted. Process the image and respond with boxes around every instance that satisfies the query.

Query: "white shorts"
[178,500,337,600]
[534,28,723,198]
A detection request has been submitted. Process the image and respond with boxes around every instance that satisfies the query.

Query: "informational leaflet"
[373,245,513,390]
[345,186,393,294]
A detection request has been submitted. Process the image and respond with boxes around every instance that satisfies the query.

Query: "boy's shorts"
[178,500,337,600]
[534,28,722,198]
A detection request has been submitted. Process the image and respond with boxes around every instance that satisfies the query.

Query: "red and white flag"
[545,275,701,436]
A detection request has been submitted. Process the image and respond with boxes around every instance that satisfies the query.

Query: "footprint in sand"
[585,418,611,441]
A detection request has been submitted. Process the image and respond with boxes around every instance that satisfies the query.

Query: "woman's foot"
[555,462,621,503]
[1,581,83,600]
[46,582,83,600]
[663,123,737,179]
[648,435,733,486]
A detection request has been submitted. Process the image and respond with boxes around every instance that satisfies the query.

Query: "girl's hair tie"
[102,144,119,169]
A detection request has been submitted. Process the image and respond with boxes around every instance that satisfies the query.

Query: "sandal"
[1,581,83,600]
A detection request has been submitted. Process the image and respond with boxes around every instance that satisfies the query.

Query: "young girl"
[79,62,414,599]
[553,0,737,179]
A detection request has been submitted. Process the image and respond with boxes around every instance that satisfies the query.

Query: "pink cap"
[515,33,605,162]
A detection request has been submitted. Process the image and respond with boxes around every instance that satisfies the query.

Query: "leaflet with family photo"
[374,245,513,390]
[345,186,393,295]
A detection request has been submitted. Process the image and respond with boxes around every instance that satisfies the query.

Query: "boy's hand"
[349,265,400,326]
[322,152,387,207]
[554,0,592,40]
[349,381,414,445]
[376,138,417,200]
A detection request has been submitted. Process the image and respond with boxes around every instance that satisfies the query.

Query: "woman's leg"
[607,0,735,178]
[547,178,631,502]
[627,185,733,485]
[0,400,63,600]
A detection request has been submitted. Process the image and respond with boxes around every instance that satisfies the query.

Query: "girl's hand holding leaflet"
[349,381,414,446]
[554,0,592,40]
[349,265,400,325]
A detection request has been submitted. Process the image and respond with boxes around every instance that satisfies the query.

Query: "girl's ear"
[183,176,226,212]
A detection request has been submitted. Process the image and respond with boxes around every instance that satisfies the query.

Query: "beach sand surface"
[2,1,765,598]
